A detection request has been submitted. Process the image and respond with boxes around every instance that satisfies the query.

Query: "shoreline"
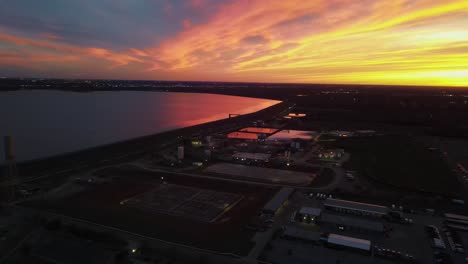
[1,101,288,181]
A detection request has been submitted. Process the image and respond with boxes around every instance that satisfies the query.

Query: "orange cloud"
[148,0,468,86]
[0,32,144,68]
[1,0,467,86]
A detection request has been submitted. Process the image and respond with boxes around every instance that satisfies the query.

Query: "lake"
[0,90,280,162]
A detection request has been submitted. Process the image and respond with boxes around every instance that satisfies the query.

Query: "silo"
[177,146,184,160]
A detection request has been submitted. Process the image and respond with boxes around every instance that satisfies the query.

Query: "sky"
[0,0,467,86]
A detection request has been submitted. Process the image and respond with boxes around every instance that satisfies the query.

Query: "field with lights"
[21,165,276,255]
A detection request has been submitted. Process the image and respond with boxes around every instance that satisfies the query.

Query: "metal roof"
[299,207,322,216]
[324,198,389,215]
[263,187,294,213]
[327,234,371,251]
[447,224,468,231]
[444,213,468,222]
[227,131,259,140]
[267,130,315,141]
[445,218,468,226]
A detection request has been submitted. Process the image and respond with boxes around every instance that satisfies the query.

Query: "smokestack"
[4,136,14,161]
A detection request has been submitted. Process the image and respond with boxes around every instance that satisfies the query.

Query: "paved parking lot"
[260,192,468,264]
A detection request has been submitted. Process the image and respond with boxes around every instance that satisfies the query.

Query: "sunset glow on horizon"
[1,0,467,87]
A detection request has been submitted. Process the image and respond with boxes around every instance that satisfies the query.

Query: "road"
[246,196,299,261]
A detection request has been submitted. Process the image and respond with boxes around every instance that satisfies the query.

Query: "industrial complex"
[1,102,468,264]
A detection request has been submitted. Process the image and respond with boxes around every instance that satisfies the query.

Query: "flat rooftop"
[267,130,316,141]
[444,213,468,222]
[227,131,259,140]
[205,163,314,185]
[324,198,389,215]
[328,233,371,251]
[299,207,322,216]
[239,127,279,134]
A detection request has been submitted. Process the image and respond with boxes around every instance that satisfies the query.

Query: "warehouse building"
[444,213,468,231]
[266,130,315,142]
[266,129,316,150]
[324,198,389,218]
[227,131,259,140]
[326,233,372,254]
[239,127,279,134]
[262,187,294,216]
[232,152,271,163]
[296,207,322,224]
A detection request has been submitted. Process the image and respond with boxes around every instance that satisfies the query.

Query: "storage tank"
[177,146,184,160]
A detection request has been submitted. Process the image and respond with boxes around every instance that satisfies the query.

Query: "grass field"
[321,135,460,196]
[22,166,277,255]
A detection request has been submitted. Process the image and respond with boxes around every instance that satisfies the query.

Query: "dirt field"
[321,135,461,196]
[21,165,277,255]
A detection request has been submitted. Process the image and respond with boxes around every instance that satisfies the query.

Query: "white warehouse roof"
[327,234,371,251]
[324,198,389,215]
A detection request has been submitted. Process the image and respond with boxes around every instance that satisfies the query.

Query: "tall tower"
[3,136,18,202]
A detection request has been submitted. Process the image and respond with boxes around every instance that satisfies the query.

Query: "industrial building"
[266,130,315,151]
[177,146,184,160]
[266,130,315,142]
[296,207,322,224]
[326,233,371,254]
[287,113,307,118]
[262,187,294,215]
[239,127,279,134]
[232,152,271,163]
[227,131,259,140]
[444,213,468,222]
[444,213,468,231]
[317,148,345,160]
[327,130,354,137]
[323,198,389,218]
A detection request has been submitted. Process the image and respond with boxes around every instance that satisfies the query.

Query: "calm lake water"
[0,90,280,162]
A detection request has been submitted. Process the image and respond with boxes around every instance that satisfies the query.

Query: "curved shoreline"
[2,101,288,181]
